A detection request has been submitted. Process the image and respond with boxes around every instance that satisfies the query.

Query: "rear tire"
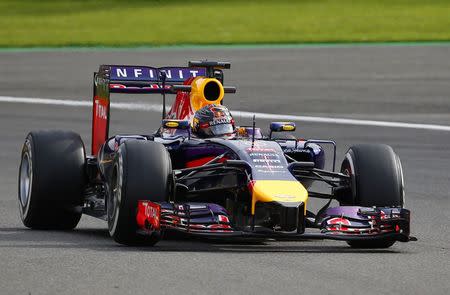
[107,140,172,246]
[18,130,86,229]
[340,144,404,248]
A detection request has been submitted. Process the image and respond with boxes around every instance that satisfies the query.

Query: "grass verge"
[1,0,449,47]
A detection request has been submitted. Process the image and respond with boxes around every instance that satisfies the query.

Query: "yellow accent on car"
[236,127,248,136]
[190,77,224,111]
[251,180,308,214]
[282,125,295,131]
[164,121,179,128]
[192,117,199,129]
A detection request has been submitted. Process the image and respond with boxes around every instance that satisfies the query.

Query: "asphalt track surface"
[0,46,449,295]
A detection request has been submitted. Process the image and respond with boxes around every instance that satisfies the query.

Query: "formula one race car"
[18,60,414,248]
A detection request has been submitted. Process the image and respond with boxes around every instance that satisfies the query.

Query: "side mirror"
[161,119,191,139]
[269,122,296,139]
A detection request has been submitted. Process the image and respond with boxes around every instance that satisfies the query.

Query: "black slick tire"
[340,144,405,248]
[107,140,172,246]
[18,130,86,229]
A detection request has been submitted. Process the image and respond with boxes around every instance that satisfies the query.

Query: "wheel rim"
[19,152,32,208]
[342,153,357,204]
[108,168,118,219]
[396,155,405,207]
[108,164,121,235]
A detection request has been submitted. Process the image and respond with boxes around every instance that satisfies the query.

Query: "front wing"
[136,201,414,243]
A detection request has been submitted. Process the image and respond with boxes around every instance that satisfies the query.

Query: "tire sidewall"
[340,144,404,248]
[17,130,86,229]
[341,144,404,207]
[108,150,124,237]
[341,150,357,204]
[395,154,406,206]
[18,136,34,222]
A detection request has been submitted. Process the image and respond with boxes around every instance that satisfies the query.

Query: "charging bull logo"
[214,110,225,118]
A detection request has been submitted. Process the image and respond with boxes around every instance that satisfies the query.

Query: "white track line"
[1,96,449,132]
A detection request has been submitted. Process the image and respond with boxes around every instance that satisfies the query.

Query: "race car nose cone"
[250,180,308,215]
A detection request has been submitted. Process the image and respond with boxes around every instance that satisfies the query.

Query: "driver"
[192,104,235,138]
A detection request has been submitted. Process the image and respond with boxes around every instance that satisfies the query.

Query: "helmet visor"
[205,123,234,137]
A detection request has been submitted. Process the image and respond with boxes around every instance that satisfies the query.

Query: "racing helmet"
[192,104,235,138]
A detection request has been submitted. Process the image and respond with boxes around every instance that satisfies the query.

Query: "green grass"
[1,0,449,47]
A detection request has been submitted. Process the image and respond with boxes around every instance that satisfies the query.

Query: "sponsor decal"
[246,144,286,172]
[109,84,170,90]
[246,148,275,152]
[254,165,284,169]
[283,148,310,153]
[326,217,351,232]
[218,215,230,223]
[110,84,126,89]
[94,99,108,120]
[209,117,231,126]
[164,121,179,128]
[249,152,280,157]
[110,66,206,82]
[92,96,109,155]
[252,159,281,163]
[136,201,161,231]
[282,125,295,131]
[144,203,158,219]
[327,217,351,226]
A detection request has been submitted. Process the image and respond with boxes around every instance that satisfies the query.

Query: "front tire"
[107,140,172,246]
[340,144,405,248]
[18,130,86,229]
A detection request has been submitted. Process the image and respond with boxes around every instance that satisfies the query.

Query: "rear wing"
[106,65,208,94]
[91,61,231,155]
